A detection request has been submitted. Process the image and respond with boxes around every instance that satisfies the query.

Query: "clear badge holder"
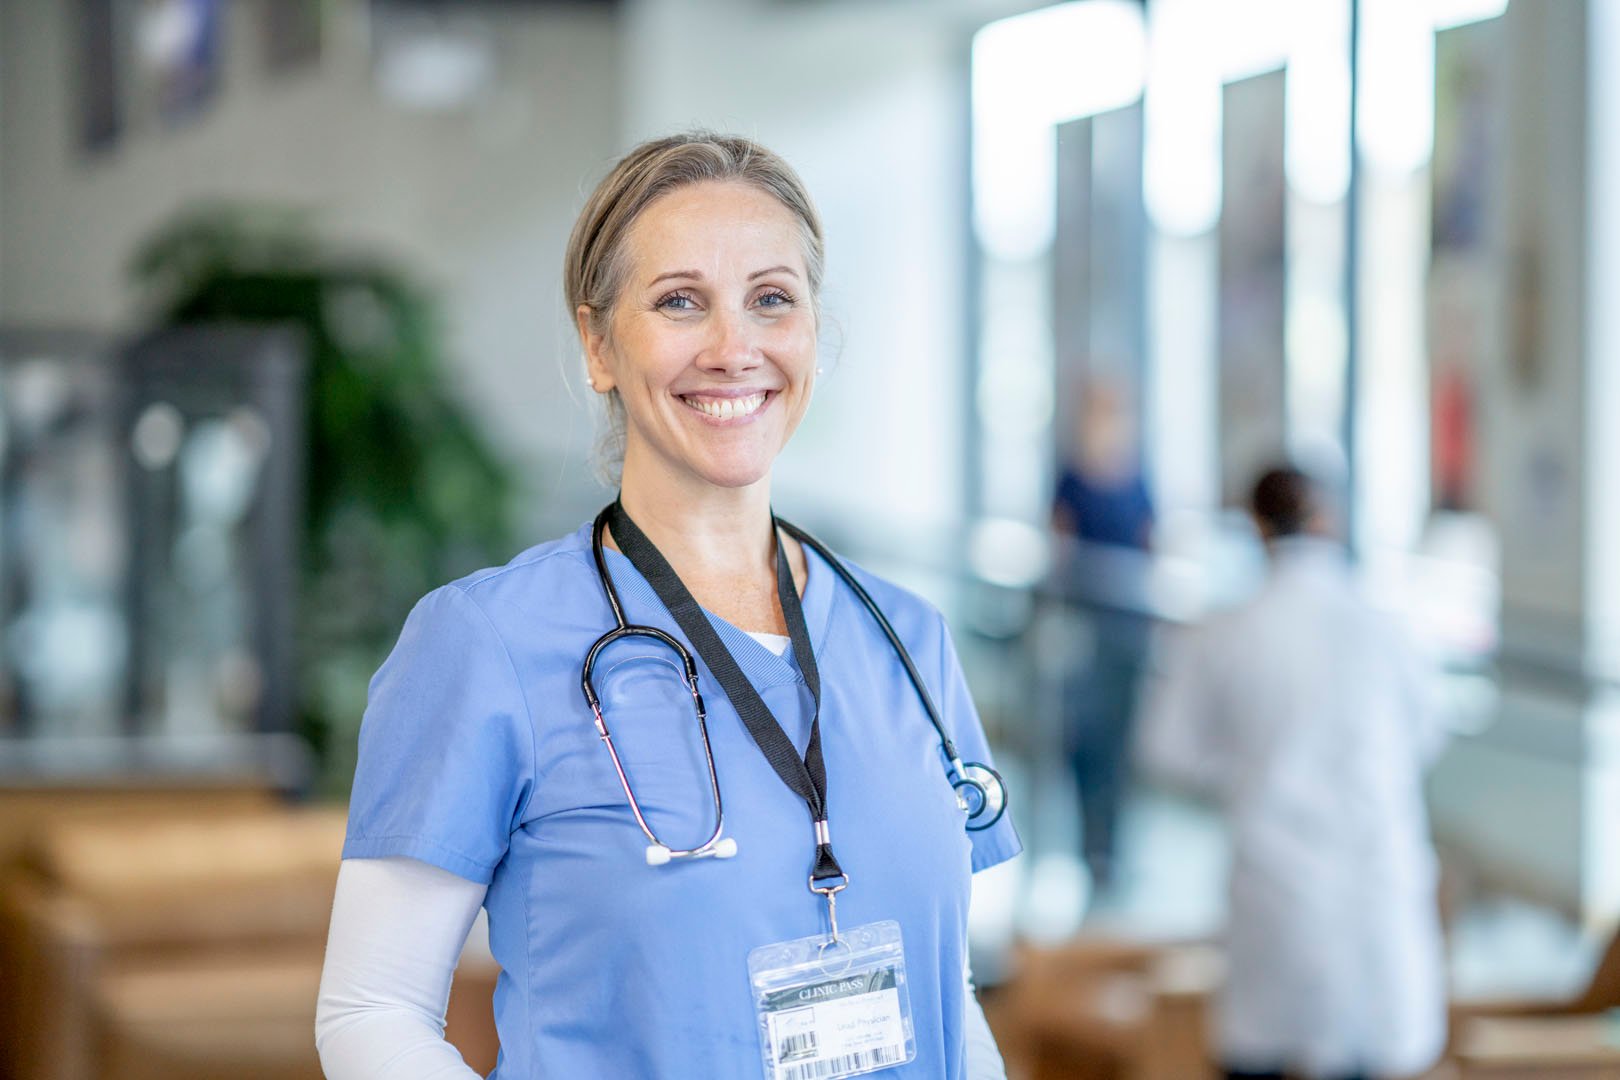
[747,919,916,1080]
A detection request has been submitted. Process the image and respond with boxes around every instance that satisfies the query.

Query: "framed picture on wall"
[262,0,322,74]
[1218,69,1288,508]
[132,0,224,129]
[75,0,124,152]
[1429,17,1507,510]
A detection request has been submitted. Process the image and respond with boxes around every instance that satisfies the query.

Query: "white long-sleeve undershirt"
[316,856,1006,1079]
[316,857,485,1079]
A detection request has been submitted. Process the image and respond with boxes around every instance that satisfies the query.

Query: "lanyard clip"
[808,870,849,945]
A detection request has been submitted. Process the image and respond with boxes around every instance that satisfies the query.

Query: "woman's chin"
[622,435,782,494]
[695,461,773,491]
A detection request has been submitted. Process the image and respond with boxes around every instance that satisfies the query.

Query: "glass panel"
[0,336,126,738]
[0,326,305,781]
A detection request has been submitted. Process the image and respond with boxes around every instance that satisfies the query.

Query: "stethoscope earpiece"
[646,836,737,866]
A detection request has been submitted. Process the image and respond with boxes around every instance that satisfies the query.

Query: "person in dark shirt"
[1053,465,1154,550]
[1050,378,1154,891]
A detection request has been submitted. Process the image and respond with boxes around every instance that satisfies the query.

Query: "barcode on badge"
[779,1044,904,1080]
[777,1031,817,1062]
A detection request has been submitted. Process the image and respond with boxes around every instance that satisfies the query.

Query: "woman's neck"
[611,452,804,633]
[616,455,774,575]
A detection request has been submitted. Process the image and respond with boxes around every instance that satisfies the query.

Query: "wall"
[0,0,622,529]
[1481,0,1589,661]
[1425,0,1620,926]
[1,0,1041,558]
[0,5,5,312]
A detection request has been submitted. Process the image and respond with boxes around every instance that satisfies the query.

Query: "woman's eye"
[656,292,697,312]
[755,289,795,309]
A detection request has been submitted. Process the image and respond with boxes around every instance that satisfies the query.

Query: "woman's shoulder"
[423,521,602,620]
[807,544,950,647]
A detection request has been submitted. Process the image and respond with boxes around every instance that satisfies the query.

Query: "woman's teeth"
[683,393,766,420]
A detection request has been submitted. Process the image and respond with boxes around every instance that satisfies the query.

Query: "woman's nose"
[700,309,762,374]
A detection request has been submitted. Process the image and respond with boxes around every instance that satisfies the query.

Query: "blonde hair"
[564,132,826,479]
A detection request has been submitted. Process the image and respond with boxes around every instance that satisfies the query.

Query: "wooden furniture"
[1443,920,1620,1079]
[1454,1015,1620,1079]
[1,805,345,1080]
[981,936,1221,1080]
[0,797,501,1080]
[0,783,278,879]
[0,783,281,1080]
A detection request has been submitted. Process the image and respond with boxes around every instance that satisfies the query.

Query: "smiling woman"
[316,132,1021,1080]
[566,136,827,489]
[576,179,819,502]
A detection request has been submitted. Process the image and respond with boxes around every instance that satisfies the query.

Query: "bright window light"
[1358,0,1437,176]
[1286,0,1506,197]
[1143,0,1291,236]
[1215,0,1294,83]
[1143,0,1223,236]
[969,517,1050,587]
[1286,0,1352,204]
[1430,0,1510,32]
[972,1,1147,261]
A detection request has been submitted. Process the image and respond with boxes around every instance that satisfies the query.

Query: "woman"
[316,133,1021,1079]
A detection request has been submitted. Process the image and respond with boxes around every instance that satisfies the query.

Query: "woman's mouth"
[679,392,769,421]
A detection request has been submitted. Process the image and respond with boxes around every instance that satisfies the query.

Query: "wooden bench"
[0,798,500,1080]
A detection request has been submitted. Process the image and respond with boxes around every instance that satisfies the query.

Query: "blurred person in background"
[1051,378,1153,553]
[1138,465,1448,1080]
[1050,376,1154,891]
[315,132,1020,1078]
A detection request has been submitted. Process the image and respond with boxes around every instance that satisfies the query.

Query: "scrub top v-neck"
[343,522,1022,1079]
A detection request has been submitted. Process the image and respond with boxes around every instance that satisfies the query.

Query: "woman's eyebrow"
[647,269,701,287]
[646,266,800,286]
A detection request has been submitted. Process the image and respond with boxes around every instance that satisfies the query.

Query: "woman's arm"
[316,857,488,1079]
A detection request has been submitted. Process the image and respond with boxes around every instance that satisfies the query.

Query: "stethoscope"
[580,508,1009,867]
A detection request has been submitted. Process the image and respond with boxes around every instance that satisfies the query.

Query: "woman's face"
[580,181,818,495]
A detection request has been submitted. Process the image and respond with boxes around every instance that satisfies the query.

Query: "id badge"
[747,919,916,1080]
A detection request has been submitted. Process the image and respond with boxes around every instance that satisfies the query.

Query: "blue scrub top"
[344,521,1022,1078]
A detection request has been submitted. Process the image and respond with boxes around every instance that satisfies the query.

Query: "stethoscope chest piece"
[952,761,1008,831]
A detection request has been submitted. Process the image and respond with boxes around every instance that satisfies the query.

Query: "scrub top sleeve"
[342,585,536,885]
[936,613,1023,873]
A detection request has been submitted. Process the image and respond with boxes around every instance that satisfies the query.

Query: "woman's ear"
[577,304,614,393]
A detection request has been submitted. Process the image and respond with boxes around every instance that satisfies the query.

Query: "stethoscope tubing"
[581,509,1008,859]
[583,515,730,862]
[773,521,956,760]
[774,520,1007,831]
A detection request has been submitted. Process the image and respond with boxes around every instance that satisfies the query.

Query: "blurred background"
[1,0,1617,1077]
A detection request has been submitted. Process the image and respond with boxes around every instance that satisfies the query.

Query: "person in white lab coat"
[1139,466,1449,1080]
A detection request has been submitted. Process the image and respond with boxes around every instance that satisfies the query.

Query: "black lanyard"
[604,500,845,885]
